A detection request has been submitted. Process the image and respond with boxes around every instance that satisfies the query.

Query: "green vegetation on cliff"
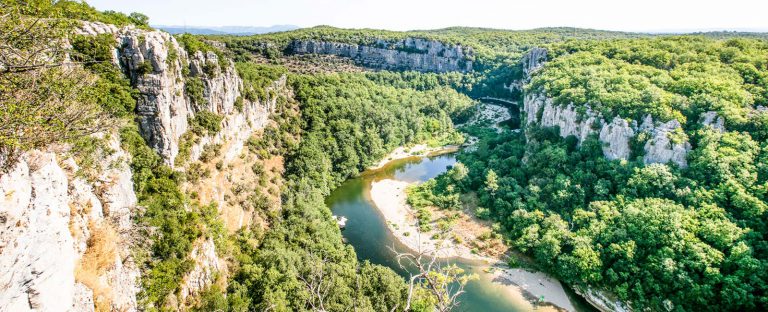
[7,1,768,311]
[531,37,768,124]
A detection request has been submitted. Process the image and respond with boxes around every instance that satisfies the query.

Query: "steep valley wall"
[288,38,474,72]
[1,21,284,311]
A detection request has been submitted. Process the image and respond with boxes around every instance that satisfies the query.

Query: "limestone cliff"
[288,38,473,72]
[0,135,139,312]
[574,287,631,312]
[79,22,263,168]
[519,48,692,168]
[523,91,692,167]
[520,47,547,78]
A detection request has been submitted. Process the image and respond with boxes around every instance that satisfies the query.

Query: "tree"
[450,162,468,182]
[390,241,478,312]
[128,12,149,26]
[1,1,108,169]
[484,169,499,195]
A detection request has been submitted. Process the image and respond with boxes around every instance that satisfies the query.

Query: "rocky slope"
[1,21,280,311]
[288,38,474,72]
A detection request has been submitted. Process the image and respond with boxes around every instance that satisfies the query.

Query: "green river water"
[325,154,595,312]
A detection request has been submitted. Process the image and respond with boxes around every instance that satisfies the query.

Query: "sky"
[88,0,768,32]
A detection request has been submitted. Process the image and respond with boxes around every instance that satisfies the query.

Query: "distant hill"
[155,25,299,35]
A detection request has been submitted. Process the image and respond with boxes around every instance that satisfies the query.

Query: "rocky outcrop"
[179,238,224,303]
[518,47,700,167]
[521,47,547,78]
[288,38,473,72]
[78,22,263,168]
[574,287,631,312]
[77,22,191,165]
[640,116,691,167]
[0,151,77,311]
[118,28,191,165]
[599,118,635,160]
[187,51,241,114]
[700,111,725,132]
[0,134,139,312]
[524,92,691,167]
[186,76,284,164]
[524,93,600,142]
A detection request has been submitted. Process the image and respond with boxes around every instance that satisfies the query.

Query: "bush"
[234,96,244,112]
[185,77,207,108]
[189,111,223,136]
[136,60,154,76]
[120,126,210,305]
[28,1,152,28]
[199,143,221,163]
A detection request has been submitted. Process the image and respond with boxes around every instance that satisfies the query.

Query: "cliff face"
[0,135,139,312]
[120,28,191,165]
[288,38,473,72]
[523,91,693,167]
[80,22,266,168]
[520,47,547,78]
[520,48,693,168]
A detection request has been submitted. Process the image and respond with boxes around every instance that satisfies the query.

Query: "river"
[326,153,595,311]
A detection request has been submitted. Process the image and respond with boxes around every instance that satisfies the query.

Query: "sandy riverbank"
[369,178,577,311]
[490,267,577,312]
[369,179,488,260]
[368,144,458,171]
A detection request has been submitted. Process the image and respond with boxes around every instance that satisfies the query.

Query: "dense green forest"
[3,2,473,310]
[415,36,768,311]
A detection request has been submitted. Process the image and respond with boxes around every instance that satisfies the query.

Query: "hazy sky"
[88,0,768,32]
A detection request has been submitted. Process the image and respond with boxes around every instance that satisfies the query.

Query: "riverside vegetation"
[1,0,767,311]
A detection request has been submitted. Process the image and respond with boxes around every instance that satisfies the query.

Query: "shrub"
[175,132,199,166]
[189,111,223,136]
[136,60,154,76]
[234,96,244,112]
[185,77,207,108]
[475,207,490,219]
[203,61,218,77]
[199,143,222,163]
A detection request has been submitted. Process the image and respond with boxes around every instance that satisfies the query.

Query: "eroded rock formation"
[524,92,692,167]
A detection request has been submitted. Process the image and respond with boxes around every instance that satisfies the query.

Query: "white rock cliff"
[0,135,139,312]
[519,47,692,168]
[289,38,474,72]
